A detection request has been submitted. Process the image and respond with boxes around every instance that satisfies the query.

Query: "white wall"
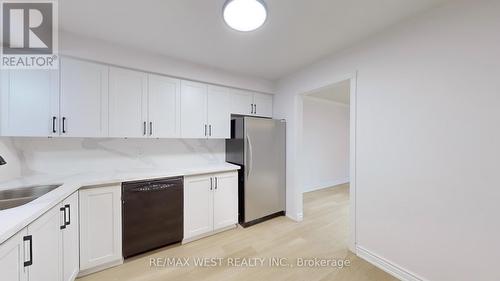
[302,97,349,192]
[0,139,22,181]
[60,31,275,94]
[0,138,225,180]
[275,0,500,280]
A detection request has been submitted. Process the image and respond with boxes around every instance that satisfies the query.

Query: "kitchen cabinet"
[184,171,238,241]
[180,81,208,138]
[213,172,238,230]
[207,86,231,139]
[0,192,80,281]
[0,69,59,137]
[62,192,79,281]
[180,81,231,139]
[79,184,122,274]
[231,89,254,115]
[1,57,273,139]
[184,174,214,239]
[27,204,63,281]
[253,93,273,118]
[148,74,181,138]
[0,228,28,281]
[60,58,109,137]
[109,67,148,138]
[230,89,273,118]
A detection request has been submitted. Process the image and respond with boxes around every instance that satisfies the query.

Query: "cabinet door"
[207,86,230,139]
[253,93,273,118]
[148,74,181,138]
[79,185,122,271]
[0,70,59,137]
[213,172,238,230]
[109,67,148,138]
[230,89,253,115]
[184,174,214,240]
[27,205,63,281]
[0,228,28,281]
[60,58,109,137]
[62,192,79,281]
[180,80,208,138]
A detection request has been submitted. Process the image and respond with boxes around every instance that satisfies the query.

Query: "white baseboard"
[286,212,303,222]
[182,224,237,244]
[303,178,350,193]
[356,246,427,281]
[78,259,124,277]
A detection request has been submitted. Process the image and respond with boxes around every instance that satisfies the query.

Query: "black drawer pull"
[23,235,33,267]
[65,204,71,226]
[52,116,57,133]
[60,207,66,229]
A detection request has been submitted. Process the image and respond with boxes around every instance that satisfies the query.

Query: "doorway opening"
[298,73,357,252]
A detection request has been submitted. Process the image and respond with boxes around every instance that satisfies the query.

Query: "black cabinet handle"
[149,122,153,136]
[65,204,71,226]
[52,117,57,133]
[210,177,213,190]
[251,104,254,114]
[254,104,257,115]
[215,177,218,190]
[205,124,208,137]
[62,117,67,134]
[143,122,147,136]
[60,207,66,229]
[23,235,33,267]
[209,125,212,137]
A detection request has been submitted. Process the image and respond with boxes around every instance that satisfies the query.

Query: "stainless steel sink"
[0,185,61,210]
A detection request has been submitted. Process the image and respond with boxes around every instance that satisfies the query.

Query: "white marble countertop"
[0,163,240,244]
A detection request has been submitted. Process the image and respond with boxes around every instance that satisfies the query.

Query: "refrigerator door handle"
[246,135,253,178]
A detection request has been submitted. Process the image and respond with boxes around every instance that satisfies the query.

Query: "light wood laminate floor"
[78,184,397,281]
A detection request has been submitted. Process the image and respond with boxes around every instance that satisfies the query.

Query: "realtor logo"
[1,0,58,69]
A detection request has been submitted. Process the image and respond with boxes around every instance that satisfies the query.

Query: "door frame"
[297,71,358,253]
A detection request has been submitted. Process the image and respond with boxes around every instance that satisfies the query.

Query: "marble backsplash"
[0,137,226,182]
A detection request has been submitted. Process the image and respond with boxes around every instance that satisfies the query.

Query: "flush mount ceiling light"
[223,0,267,32]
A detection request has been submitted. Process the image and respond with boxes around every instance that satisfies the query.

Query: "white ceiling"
[60,0,448,80]
[309,79,351,104]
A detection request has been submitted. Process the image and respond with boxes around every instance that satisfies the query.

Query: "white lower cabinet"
[0,192,79,281]
[27,205,63,281]
[0,228,28,281]
[184,171,238,242]
[62,192,79,281]
[79,184,122,274]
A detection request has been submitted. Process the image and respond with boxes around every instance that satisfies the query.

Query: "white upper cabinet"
[109,67,148,138]
[231,89,254,116]
[60,58,109,137]
[253,93,273,118]
[207,86,231,139]
[148,74,181,138]
[181,81,208,138]
[1,57,273,139]
[0,69,59,137]
[230,89,273,118]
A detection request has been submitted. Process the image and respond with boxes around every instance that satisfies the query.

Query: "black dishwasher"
[122,177,183,258]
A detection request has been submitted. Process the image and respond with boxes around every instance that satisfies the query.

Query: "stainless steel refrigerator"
[226,116,286,227]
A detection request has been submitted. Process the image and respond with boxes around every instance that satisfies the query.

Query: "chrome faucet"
[0,155,6,165]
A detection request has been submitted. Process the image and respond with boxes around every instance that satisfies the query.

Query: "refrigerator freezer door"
[244,117,286,222]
